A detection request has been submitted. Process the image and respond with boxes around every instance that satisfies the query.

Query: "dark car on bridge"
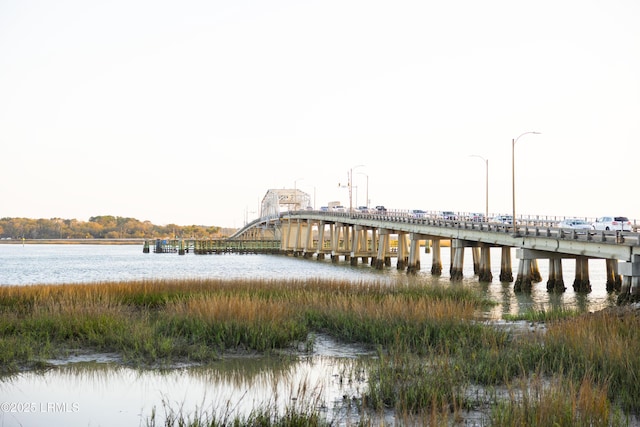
[374,206,387,213]
[440,211,457,220]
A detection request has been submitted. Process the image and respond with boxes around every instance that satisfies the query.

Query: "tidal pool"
[0,335,375,427]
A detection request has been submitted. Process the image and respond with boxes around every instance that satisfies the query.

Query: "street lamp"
[349,165,365,212]
[470,155,488,220]
[356,172,369,208]
[512,131,540,234]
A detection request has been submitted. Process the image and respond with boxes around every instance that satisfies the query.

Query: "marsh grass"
[1,277,639,424]
[0,278,491,372]
[541,309,640,413]
[489,372,626,427]
[503,306,581,322]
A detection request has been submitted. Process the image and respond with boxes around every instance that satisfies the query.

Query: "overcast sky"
[1,0,639,228]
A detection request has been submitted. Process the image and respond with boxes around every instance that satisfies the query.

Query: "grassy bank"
[1,278,638,425]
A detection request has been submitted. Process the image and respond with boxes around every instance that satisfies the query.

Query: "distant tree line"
[0,216,229,240]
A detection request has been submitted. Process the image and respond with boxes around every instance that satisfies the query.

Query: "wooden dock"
[144,239,281,255]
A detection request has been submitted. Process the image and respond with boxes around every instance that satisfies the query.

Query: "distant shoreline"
[0,238,146,245]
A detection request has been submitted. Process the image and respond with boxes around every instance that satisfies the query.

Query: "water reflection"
[0,335,373,427]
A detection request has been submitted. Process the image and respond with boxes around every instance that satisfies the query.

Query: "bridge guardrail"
[282,210,640,246]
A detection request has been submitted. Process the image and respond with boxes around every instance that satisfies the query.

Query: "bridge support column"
[605,259,622,292]
[450,239,465,281]
[407,234,421,274]
[618,276,640,304]
[344,225,351,263]
[397,233,408,270]
[316,222,326,260]
[633,277,640,296]
[499,247,513,282]
[350,226,370,266]
[547,258,566,292]
[368,228,378,266]
[472,247,480,275]
[514,248,549,292]
[431,239,442,275]
[350,227,359,266]
[618,255,640,303]
[514,259,533,292]
[281,220,293,254]
[478,245,492,282]
[360,227,372,264]
[531,259,542,282]
[374,231,390,270]
[303,220,315,259]
[293,219,303,256]
[330,223,341,263]
[573,256,591,292]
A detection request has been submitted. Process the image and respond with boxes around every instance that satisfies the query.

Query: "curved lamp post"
[512,131,541,234]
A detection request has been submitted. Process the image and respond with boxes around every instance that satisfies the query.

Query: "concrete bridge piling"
[431,239,443,275]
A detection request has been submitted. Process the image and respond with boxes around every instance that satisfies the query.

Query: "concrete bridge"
[230,207,640,297]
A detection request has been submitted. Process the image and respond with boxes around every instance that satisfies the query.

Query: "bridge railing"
[283,209,640,246]
[287,208,640,230]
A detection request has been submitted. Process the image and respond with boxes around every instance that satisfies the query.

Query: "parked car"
[440,211,457,220]
[558,218,591,230]
[410,209,427,218]
[491,214,513,224]
[591,216,632,231]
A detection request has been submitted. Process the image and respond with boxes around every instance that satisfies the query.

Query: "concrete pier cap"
[619,254,640,277]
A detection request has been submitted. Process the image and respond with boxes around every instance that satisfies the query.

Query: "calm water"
[0,244,621,426]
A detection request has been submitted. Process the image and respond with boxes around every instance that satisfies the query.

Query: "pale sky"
[1,0,639,228]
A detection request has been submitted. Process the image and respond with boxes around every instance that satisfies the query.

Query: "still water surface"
[0,244,621,426]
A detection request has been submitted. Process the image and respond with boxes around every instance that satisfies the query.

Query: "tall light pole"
[357,172,369,208]
[349,164,365,212]
[470,155,489,220]
[512,131,540,234]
